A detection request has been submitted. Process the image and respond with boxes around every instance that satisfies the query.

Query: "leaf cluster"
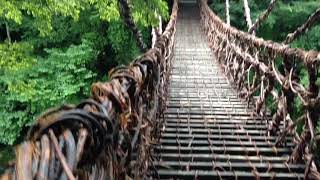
[0,39,97,144]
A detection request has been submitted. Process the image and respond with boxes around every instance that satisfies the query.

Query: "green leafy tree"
[0,0,87,36]
[210,0,320,43]
[0,38,97,144]
[0,0,169,146]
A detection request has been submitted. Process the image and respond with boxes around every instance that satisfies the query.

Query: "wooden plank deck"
[152,4,305,179]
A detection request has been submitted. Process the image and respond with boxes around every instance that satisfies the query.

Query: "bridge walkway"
[152,4,305,179]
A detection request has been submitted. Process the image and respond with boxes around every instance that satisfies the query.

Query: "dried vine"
[199,0,320,178]
[0,1,178,179]
[248,0,278,34]
[284,7,320,44]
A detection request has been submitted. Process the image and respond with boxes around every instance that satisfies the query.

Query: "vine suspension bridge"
[2,0,320,179]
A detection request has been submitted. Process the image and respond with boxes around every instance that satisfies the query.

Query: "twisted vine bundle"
[0,1,178,179]
[199,0,320,178]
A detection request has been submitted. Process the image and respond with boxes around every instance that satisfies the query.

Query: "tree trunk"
[118,0,147,52]
[249,0,278,34]
[5,21,11,44]
[283,8,320,44]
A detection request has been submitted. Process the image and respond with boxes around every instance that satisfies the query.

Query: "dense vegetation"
[0,0,169,170]
[0,0,169,145]
[210,0,320,49]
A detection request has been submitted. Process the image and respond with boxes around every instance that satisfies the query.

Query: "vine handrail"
[199,0,320,178]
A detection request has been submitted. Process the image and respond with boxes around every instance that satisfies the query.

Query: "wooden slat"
[151,4,305,179]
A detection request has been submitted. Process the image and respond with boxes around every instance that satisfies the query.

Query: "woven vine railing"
[199,0,320,179]
[0,1,177,179]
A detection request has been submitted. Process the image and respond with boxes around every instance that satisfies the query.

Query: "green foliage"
[90,0,120,22]
[90,0,169,27]
[0,0,87,36]
[291,25,320,50]
[258,0,319,41]
[0,146,14,174]
[210,0,247,30]
[210,0,320,45]
[0,42,36,72]
[21,9,107,54]
[131,0,169,27]
[0,1,22,23]
[107,21,140,64]
[0,0,169,146]
[0,0,168,37]
[0,39,97,144]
